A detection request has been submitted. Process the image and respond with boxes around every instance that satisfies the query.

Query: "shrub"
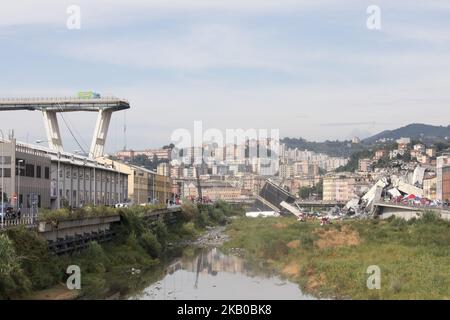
[6,226,61,290]
[0,234,32,298]
[153,219,168,249]
[194,211,209,229]
[390,217,407,228]
[181,201,198,221]
[74,241,111,274]
[38,208,70,222]
[180,222,197,237]
[140,232,162,258]
[419,210,441,224]
[209,208,225,223]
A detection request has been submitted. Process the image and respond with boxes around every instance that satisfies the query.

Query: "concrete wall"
[379,206,450,221]
[38,215,120,241]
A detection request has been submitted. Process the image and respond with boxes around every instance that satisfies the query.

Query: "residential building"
[413,144,426,154]
[323,174,358,202]
[116,148,172,161]
[374,150,387,161]
[436,155,450,201]
[182,180,242,201]
[423,176,437,200]
[358,158,372,172]
[426,148,436,158]
[157,162,170,177]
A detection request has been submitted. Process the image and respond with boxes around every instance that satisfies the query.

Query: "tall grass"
[223,214,450,299]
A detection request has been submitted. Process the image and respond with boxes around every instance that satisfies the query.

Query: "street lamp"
[17,159,24,212]
[1,129,5,228]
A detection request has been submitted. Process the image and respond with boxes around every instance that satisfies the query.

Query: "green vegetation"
[298,181,323,200]
[38,203,166,223]
[282,137,367,158]
[336,149,373,172]
[0,200,243,299]
[223,212,450,299]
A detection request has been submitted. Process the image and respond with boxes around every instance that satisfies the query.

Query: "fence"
[0,215,38,230]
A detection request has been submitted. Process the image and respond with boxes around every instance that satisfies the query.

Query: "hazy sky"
[1,1,450,152]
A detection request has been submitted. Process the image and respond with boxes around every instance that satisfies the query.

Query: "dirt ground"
[25,283,79,300]
[287,240,300,249]
[282,262,300,277]
[314,225,361,249]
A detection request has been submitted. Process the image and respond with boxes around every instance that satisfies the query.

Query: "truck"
[77,91,101,99]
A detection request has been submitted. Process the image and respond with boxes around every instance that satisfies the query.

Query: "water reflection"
[131,248,316,300]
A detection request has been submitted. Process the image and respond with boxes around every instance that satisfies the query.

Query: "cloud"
[0,0,334,28]
[2,0,450,149]
[320,122,381,127]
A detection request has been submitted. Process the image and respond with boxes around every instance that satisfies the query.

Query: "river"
[129,247,316,300]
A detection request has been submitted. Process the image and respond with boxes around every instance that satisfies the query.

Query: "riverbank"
[222,212,450,299]
[0,201,244,300]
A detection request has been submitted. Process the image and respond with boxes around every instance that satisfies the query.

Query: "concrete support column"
[42,111,63,152]
[89,109,112,159]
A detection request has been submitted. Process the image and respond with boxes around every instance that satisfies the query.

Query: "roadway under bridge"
[0,96,130,158]
[374,201,450,221]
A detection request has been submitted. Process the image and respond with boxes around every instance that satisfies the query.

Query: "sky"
[0,0,450,152]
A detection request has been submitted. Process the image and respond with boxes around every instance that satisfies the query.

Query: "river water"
[130,247,316,300]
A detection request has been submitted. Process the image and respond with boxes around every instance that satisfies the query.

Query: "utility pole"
[0,129,4,228]
[57,152,60,209]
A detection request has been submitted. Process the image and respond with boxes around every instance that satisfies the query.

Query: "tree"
[162,143,175,150]
[298,180,323,200]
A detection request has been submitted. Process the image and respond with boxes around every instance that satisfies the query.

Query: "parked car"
[114,202,133,208]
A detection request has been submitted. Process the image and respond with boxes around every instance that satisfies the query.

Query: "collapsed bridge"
[0,95,130,159]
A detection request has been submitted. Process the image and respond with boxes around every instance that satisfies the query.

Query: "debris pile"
[325,164,440,221]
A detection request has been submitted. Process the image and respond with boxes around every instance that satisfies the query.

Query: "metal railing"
[0,215,38,230]
[0,96,125,103]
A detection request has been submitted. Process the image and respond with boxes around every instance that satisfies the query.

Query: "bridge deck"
[0,97,130,112]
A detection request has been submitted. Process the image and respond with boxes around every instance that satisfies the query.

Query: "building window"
[0,168,11,178]
[0,156,11,164]
[36,165,42,178]
[25,164,35,177]
[44,167,50,179]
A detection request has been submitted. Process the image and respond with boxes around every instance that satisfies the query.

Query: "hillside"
[281,137,366,157]
[363,123,450,144]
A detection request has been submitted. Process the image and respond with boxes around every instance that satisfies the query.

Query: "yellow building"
[182,180,241,201]
[323,174,357,202]
[97,157,172,204]
[423,176,437,200]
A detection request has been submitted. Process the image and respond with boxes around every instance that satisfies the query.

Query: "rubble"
[314,164,436,222]
[339,164,433,219]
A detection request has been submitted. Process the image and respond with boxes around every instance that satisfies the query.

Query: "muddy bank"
[178,225,230,247]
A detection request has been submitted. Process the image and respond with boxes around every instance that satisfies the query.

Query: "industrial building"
[0,137,128,214]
